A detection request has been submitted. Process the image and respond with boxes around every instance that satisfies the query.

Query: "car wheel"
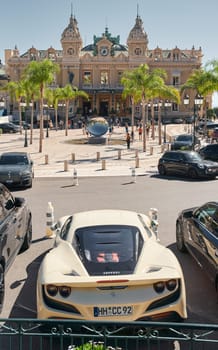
[188,168,198,179]
[20,217,32,253]
[158,164,166,176]
[0,265,5,313]
[176,221,187,253]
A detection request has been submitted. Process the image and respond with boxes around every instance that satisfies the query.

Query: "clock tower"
[127,13,148,59]
[61,14,82,85]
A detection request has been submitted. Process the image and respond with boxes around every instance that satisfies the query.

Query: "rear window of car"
[75,225,143,264]
[0,155,29,165]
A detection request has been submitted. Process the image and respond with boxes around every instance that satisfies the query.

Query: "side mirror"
[149,208,159,240]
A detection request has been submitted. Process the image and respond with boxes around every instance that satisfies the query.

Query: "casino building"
[3,11,209,121]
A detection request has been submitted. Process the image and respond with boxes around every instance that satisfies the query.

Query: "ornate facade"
[4,12,207,120]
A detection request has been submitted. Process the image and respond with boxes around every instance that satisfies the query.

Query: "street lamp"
[193,94,203,150]
[183,93,203,150]
[20,102,28,147]
[163,100,172,143]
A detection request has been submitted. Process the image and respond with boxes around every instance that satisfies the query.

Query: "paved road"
[2,175,217,326]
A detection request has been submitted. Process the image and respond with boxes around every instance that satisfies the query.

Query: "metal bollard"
[72,153,75,163]
[102,159,106,170]
[73,168,79,186]
[135,157,139,168]
[46,201,55,238]
[131,168,136,183]
[45,154,49,164]
[64,160,68,171]
[150,146,153,155]
[118,150,121,159]
[97,152,100,161]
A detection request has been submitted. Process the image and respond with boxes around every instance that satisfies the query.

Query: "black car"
[176,201,218,291]
[158,150,218,179]
[0,152,34,188]
[0,183,32,311]
[199,144,218,162]
[171,134,200,150]
[0,122,20,133]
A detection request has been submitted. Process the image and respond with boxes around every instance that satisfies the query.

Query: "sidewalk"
[0,124,187,178]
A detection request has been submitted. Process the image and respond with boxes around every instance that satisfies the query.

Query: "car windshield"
[175,135,192,141]
[75,225,143,275]
[184,152,202,162]
[0,155,29,165]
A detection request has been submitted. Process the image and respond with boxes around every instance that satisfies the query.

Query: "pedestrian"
[131,129,134,141]
[126,132,131,149]
[138,126,142,140]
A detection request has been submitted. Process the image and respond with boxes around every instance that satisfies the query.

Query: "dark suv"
[158,150,218,179]
[171,134,200,150]
[0,122,20,133]
[199,144,218,162]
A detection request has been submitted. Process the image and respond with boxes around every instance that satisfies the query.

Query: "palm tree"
[124,64,168,152]
[3,80,26,134]
[60,84,88,136]
[22,79,39,144]
[24,59,60,152]
[121,71,141,139]
[152,85,180,145]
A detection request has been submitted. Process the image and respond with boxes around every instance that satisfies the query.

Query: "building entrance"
[99,101,109,117]
[83,101,91,116]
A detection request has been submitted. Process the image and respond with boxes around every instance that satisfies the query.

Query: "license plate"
[6,180,13,183]
[94,305,133,317]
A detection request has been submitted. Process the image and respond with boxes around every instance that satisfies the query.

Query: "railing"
[0,319,217,350]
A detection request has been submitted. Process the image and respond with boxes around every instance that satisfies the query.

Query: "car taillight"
[46,285,71,298]
[166,279,177,291]
[153,282,165,293]
[153,279,178,294]
[59,286,71,298]
[46,284,58,296]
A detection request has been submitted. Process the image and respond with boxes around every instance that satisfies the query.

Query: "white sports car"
[37,209,187,322]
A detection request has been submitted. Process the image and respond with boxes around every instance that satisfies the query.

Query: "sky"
[1,0,218,105]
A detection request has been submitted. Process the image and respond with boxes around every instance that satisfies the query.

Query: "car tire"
[0,265,5,313]
[20,217,32,253]
[158,164,166,176]
[176,222,187,253]
[188,168,197,179]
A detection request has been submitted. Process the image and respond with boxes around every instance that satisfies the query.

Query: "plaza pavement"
[0,124,189,178]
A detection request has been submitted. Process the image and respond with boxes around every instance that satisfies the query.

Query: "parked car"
[197,122,218,136]
[0,122,20,133]
[199,144,218,162]
[210,127,218,141]
[158,150,218,179]
[0,183,32,311]
[176,201,218,292]
[37,209,187,323]
[0,152,34,188]
[171,134,200,151]
[12,120,31,130]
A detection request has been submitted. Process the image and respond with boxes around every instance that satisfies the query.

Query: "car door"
[186,204,218,283]
[0,187,22,272]
[170,152,187,175]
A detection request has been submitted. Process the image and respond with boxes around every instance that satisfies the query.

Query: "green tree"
[22,79,39,144]
[181,68,218,118]
[24,59,60,152]
[121,71,141,137]
[122,64,168,151]
[3,80,26,134]
[152,85,180,145]
[60,84,88,136]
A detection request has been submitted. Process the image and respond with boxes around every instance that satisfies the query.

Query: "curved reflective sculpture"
[87,117,108,137]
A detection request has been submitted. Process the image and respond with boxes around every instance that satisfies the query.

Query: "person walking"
[126,132,131,149]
